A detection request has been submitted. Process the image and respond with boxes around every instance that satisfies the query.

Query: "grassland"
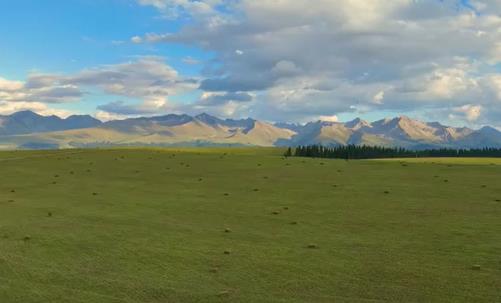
[0,148,500,302]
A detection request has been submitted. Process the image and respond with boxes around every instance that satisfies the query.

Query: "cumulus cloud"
[453,104,483,122]
[372,91,385,105]
[94,110,130,122]
[0,75,83,104]
[318,115,339,123]
[137,0,224,19]
[64,56,196,99]
[0,78,23,91]
[0,101,71,117]
[199,92,253,105]
[96,96,175,116]
[4,1,501,125]
[0,57,198,118]
[131,36,143,44]
[97,100,161,116]
[136,0,501,125]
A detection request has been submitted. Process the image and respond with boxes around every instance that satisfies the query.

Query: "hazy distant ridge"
[0,111,500,149]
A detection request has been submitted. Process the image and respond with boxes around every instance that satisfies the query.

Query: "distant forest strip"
[285,145,501,159]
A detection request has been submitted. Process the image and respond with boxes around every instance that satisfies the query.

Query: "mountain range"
[1,110,500,149]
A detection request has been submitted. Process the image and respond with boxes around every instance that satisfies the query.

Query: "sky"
[0,0,500,127]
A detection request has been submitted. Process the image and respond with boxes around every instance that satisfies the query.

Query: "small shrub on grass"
[23,235,31,241]
[307,244,318,249]
[223,250,231,255]
[472,265,481,270]
[217,290,230,297]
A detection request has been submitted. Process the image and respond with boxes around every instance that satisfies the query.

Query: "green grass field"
[1,148,500,302]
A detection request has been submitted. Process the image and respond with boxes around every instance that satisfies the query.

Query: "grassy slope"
[0,149,500,302]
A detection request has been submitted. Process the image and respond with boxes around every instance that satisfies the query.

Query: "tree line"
[284,145,501,159]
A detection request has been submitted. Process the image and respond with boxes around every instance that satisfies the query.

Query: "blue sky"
[0,0,203,74]
[0,0,500,126]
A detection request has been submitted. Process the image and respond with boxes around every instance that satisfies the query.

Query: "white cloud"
[421,67,478,100]
[0,101,72,117]
[94,110,130,122]
[0,78,23,91]
[0,57,198,118]
[65,56,196,100]
[372,91,385,105]
[0,75,83,104]
[453,104,483,122]
[131,36,143,44]
[318,115,339,122]
[138,0,224,19]
[135,0,501,124]
[490,75,501,99]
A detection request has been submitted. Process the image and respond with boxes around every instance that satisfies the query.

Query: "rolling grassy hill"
[0,148,500,302]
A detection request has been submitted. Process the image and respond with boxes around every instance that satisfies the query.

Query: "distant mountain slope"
[455,126,501,148]
[0,112,295,148]
[279,115,501,149]
[0,110,101,136]
[0,111,500,149]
